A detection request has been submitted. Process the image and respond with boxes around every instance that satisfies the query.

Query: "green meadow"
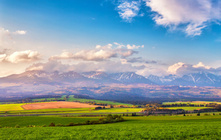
[32,95,132,106]
[163,101,221,105]
[165,106,211,110]
[0,107,142,115]
[0,115,221,139]
[0,116,98,127]
[67,95,132,106]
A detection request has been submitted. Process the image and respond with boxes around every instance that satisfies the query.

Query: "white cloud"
[50,48,117,61]
[114,42,144,49]
[50,43,141,61]
[144,0,221,36]
[26,60,143,73]
[0,50,41,63]
[193,62,211,69]
[13,30,27,35]
[0,54,6,62]
[0,27,27,37]
[167,62,221,76]
[117,0,142,22]
[126,44,144,49]
[167,62,186,74]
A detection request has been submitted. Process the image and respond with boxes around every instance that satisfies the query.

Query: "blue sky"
[0,0,221,77]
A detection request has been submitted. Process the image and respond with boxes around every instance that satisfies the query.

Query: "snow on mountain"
[147,72,221,87]
[110,72,153,84]
[1,70,221,87]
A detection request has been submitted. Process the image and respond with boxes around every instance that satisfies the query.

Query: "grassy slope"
[67,95,132,106]
[0,115,221,139]
[31,95,132,106]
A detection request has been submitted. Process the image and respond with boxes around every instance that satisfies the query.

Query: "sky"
[0,0,221,77]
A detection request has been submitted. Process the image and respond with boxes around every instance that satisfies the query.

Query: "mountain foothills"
[0,70,221,100]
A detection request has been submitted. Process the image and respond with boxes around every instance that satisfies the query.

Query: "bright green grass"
[165,106,212,110]
[0,107,142,115]
[31,95,132,106]
[0,116,97,127]
[67,95,132,106]
[0,103,25,111]
[0,115,221,139]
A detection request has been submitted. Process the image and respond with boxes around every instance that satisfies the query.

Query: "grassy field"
[0,116,98,127]
[0,115,221,139]
[0,103,25,111]
[0,107,143,115]
[31,95,132,106]
[67,95,132,106]
[163,101,221,105]
[165,106,212,110]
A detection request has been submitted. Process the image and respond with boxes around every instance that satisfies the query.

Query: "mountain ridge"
[0,70,221,87]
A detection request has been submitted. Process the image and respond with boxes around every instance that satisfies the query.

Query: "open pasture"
[0,115,221,139]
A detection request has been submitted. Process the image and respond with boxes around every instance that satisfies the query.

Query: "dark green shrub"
[67,123,75,126]
[56,123,65,127]
[85,120,90,125]
[49,123,55,127]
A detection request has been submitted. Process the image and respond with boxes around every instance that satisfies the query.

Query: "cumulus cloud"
[13,30,27,35]
[144,0,221,36]
[26,60,144,73]
[50,43,142,61]
[0,27,27,37]
[117,0,142,22]
[168,62,186,74]
[0,50,41,63]
[193,62,211,69]
[167,62,221,75]
[114,42,144,49]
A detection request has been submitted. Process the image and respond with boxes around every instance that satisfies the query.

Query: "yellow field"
[0,103,25,111]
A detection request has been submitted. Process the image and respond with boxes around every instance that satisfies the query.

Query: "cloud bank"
[0,50,41,63]
[50,43,142,61]
[145,0,221,36]
[168,62,221,76]
[114,0,221,36]
[26,60,144,73]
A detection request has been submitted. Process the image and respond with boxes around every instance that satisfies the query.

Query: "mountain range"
[1,70,221,87]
